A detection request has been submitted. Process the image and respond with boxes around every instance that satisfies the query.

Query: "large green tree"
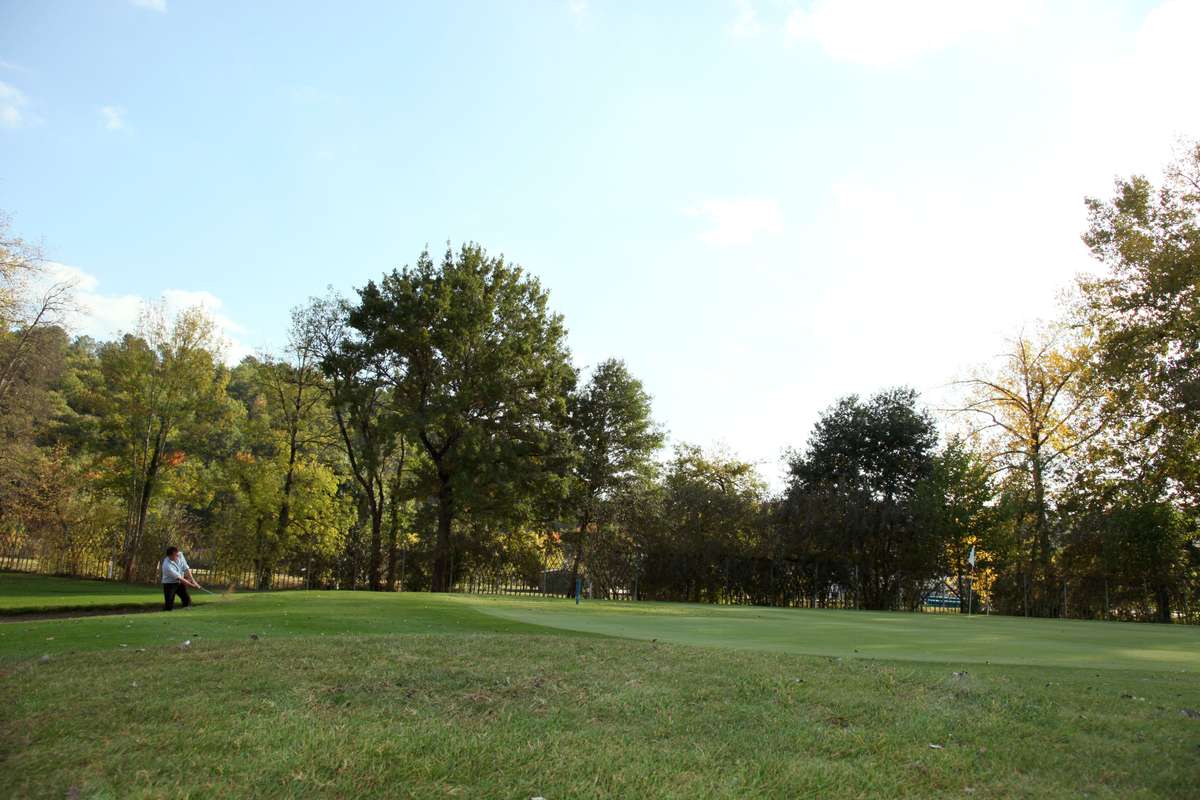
[1078,140,1200,508]
[305,295,403,591]
[350,244,576,592]
[254,308,341,586]
[637,444,765,603]
[82,306,229,581]
[786,388,939,610]
[565,358,663,590]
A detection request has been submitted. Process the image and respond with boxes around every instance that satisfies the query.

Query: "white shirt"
[162,556,186,583]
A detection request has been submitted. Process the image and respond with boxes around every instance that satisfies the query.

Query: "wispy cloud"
[568,0,588,17]
[0,80,30,128]
[130,0,167,12]
[43,262,253,364]
[687,197,783,246]
[0,59,30,74]
[99,105,126,131]
[728,0,763,38]
[785,0,1043,65]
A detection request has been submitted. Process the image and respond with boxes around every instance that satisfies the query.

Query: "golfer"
[162,546,201,610]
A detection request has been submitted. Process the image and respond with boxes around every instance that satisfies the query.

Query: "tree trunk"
[122,430,163,582]
[1155,584,1172,623]
[385,508,399,591]
[431,478,453,592]
[367,498,384,591]
[273,428,300,580]
[1030,451,1054,616]
[255,516,272,590]
[569,512,589,598]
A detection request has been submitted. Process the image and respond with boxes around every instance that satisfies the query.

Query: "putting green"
[459,594,1200,672]
[2,577,1197,673]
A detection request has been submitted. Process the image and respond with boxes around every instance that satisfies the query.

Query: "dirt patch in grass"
[0,605,164,622]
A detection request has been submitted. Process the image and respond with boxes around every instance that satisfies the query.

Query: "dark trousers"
[163,582,191,610]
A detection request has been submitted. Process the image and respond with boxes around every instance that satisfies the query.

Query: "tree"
[255,309,338,586]
[787,388,939,610]
[565,358,664,591]
[954,328,1109,616]
[638,444,765,603]
[0,212,73,412]
[304,294,402,591]
[1077,140,1200,508]
[917,435,995,612]
[349,244,576,592]
[85,305,228,581]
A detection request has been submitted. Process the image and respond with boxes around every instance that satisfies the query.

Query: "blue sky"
[2,0,1198,484]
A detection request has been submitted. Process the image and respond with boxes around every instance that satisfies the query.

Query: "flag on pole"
[967,545,976,568]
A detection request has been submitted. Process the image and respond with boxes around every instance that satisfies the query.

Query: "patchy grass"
[5,634,1200,799]
[2,580,1199,798]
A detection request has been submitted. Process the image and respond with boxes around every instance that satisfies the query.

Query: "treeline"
[1,146,1197,621]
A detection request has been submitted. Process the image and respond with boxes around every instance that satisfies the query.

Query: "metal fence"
[451,546,974,614]
[10,530,1189,622]
[0,548,309,591]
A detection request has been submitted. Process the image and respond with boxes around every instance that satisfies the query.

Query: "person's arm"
[184,563,203,589]
[178,554,200,588]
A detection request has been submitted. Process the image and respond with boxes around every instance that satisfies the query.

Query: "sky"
[2,0,1199,486]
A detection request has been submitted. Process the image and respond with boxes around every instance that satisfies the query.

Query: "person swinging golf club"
[162,546,202,610]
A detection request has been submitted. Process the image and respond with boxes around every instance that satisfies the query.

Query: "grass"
[0,572,209,615]
[2,577,1199,798]
[460,594,1200,672]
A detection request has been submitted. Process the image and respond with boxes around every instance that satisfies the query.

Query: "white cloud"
[130,0,167,12]
[99,106,126,131]
[0,80,29,128]
[568,0,588,17]
[729,0,763,38]
[43,262,253,364]
[687,197,784,246]
[1054,0,1200,191]
[785,0,1044,65]
[791,0,1200,434]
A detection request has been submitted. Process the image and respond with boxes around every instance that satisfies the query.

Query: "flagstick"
[968,567,974,617]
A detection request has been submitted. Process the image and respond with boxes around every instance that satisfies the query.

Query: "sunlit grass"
[2,578,1199,798]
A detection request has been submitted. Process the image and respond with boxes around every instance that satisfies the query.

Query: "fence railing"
[5,538,1192,622]
[0,550,310,592]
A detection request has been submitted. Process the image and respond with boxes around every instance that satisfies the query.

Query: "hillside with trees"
[1,146,1197,622]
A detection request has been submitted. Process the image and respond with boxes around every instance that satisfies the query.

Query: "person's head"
[165,546,179,561]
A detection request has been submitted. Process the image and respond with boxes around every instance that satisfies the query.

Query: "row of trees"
[1,145,1197,620]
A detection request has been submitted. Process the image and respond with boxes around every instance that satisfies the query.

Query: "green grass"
[0,572,213,615]
[459,594,1200,672]
[3,577,1199,799]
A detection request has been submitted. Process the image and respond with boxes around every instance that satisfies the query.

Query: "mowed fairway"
[2,578,1199,799]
